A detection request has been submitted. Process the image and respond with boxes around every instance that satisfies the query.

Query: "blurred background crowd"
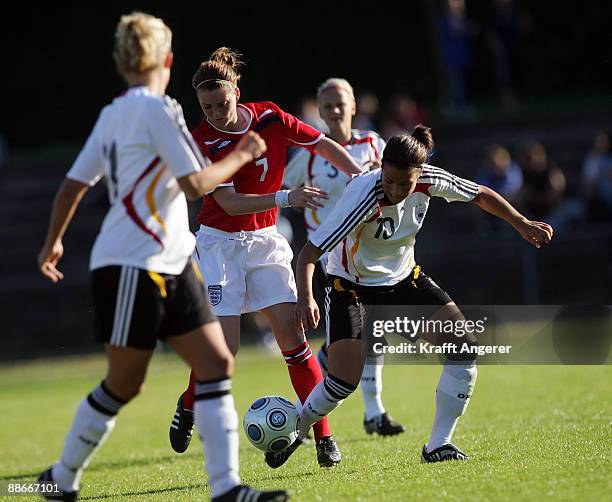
[1,0,610,359]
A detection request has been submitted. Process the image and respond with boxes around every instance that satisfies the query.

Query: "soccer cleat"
[421,443,468,463]
[264,438,303,469]
[37,468,78,501]
[212,484,290,501]
[316,436,341,467]
[363,412,406,436]
[169,396,194,453]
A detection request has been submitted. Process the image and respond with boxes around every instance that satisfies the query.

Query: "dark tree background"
[3,1,611,148]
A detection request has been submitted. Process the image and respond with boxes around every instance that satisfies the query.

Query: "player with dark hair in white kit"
[268,124,553,467]
[167,47,364,469]
[36,12,288,502]
[284,77,404,436]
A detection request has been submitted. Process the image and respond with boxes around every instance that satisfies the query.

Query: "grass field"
[1,345,610,501]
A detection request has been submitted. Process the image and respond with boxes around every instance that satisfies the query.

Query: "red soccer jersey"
[192,101,323,231]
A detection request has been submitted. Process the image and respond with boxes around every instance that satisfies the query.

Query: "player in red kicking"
[169,47,362,468]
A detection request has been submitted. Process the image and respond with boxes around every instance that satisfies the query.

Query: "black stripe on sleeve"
[319,182,383,252]
[421,166,480,194]
[420,169,479,198]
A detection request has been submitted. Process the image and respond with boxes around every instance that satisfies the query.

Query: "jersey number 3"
[255,157,269,182]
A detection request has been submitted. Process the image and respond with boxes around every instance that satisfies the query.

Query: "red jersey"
[192,101,323,231]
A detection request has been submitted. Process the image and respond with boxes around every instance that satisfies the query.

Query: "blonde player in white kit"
[284,78,404,436]
[36,12,288,502]
[270,125,553,467]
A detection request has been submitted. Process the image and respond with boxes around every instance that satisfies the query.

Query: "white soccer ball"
[243,395,300,452]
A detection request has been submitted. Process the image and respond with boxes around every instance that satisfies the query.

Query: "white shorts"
[194,225,297,316]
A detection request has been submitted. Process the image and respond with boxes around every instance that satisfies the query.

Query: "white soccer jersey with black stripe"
[284,129,385,234]
[310,165,480,286]
[66,86,209,274]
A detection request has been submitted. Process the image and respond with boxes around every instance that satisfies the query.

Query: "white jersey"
[310,166,480,286]
[66,86,209,274]
[284,129,385,234]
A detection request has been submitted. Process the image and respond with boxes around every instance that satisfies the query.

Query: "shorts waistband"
[198,224,278,239]
[329,265,421,294]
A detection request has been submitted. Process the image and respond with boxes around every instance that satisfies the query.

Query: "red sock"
[282,341,332,441]
[182,370,196,412]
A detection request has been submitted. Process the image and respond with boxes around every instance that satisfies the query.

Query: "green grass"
[1,347,610,501]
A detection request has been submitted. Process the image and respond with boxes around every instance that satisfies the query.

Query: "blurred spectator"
[296,96,326,131]
[580,131,612,220]
[476,144,523,201]
[484,0,534,111]
[474,144,522,234]
[353,91,379,131]
[518,142,565,218]
[381,92,429,140]
[437,0,477,117]
[518,142,583,231]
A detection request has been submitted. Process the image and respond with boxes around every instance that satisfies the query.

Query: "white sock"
[52,383,122,492]
[298,375,356,440]
[427,362,477,452]
[194,379,240,498]
[361,363,385,420]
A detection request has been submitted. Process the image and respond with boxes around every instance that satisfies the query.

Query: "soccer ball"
[243,395,300,452]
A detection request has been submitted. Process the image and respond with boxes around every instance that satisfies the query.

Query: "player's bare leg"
[421,302,478,463]
[39,346,154,500]
[170,316,239,453]
[261,302,340,467]
[169,322,289,500]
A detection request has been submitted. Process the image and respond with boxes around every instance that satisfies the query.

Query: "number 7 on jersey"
[255,157,268,182]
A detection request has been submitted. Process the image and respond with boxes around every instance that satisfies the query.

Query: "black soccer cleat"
[169,396,194,453]
[316,436,341,467]
[212,484,290,502]
[37,468,78,501]
[363,412,406,436]
[264,438,303,469]
[421,443,468,463]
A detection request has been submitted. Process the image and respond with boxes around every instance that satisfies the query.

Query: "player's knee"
[119,381,146,402]
[442,329,479,363]
[221,352,235,376]
[195,351,234,381]
[446,339,479,363]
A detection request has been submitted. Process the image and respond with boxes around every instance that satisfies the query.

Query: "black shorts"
[91,260,217,350]
[324,266,452,346]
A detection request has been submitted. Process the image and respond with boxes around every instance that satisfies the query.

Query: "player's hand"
[295,295,320,333]
[38,240,65,282]
[516,219,554,248]
[288,186,329,210]
[235,131,267,160]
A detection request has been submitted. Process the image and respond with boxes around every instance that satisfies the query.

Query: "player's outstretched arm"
[314,136,363,176]
[177,131,266,200]
[38,178,90,282]
[213,186,329,215]
[295,241,325,334]
[471,185,554,248]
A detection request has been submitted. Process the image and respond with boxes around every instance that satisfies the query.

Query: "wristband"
[275,190,291,208]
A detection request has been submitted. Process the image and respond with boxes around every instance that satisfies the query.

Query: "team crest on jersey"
[208,285,222,306]
[415,202,427,223]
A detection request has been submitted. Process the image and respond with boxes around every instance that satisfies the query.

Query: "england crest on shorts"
[208,285,222,306]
